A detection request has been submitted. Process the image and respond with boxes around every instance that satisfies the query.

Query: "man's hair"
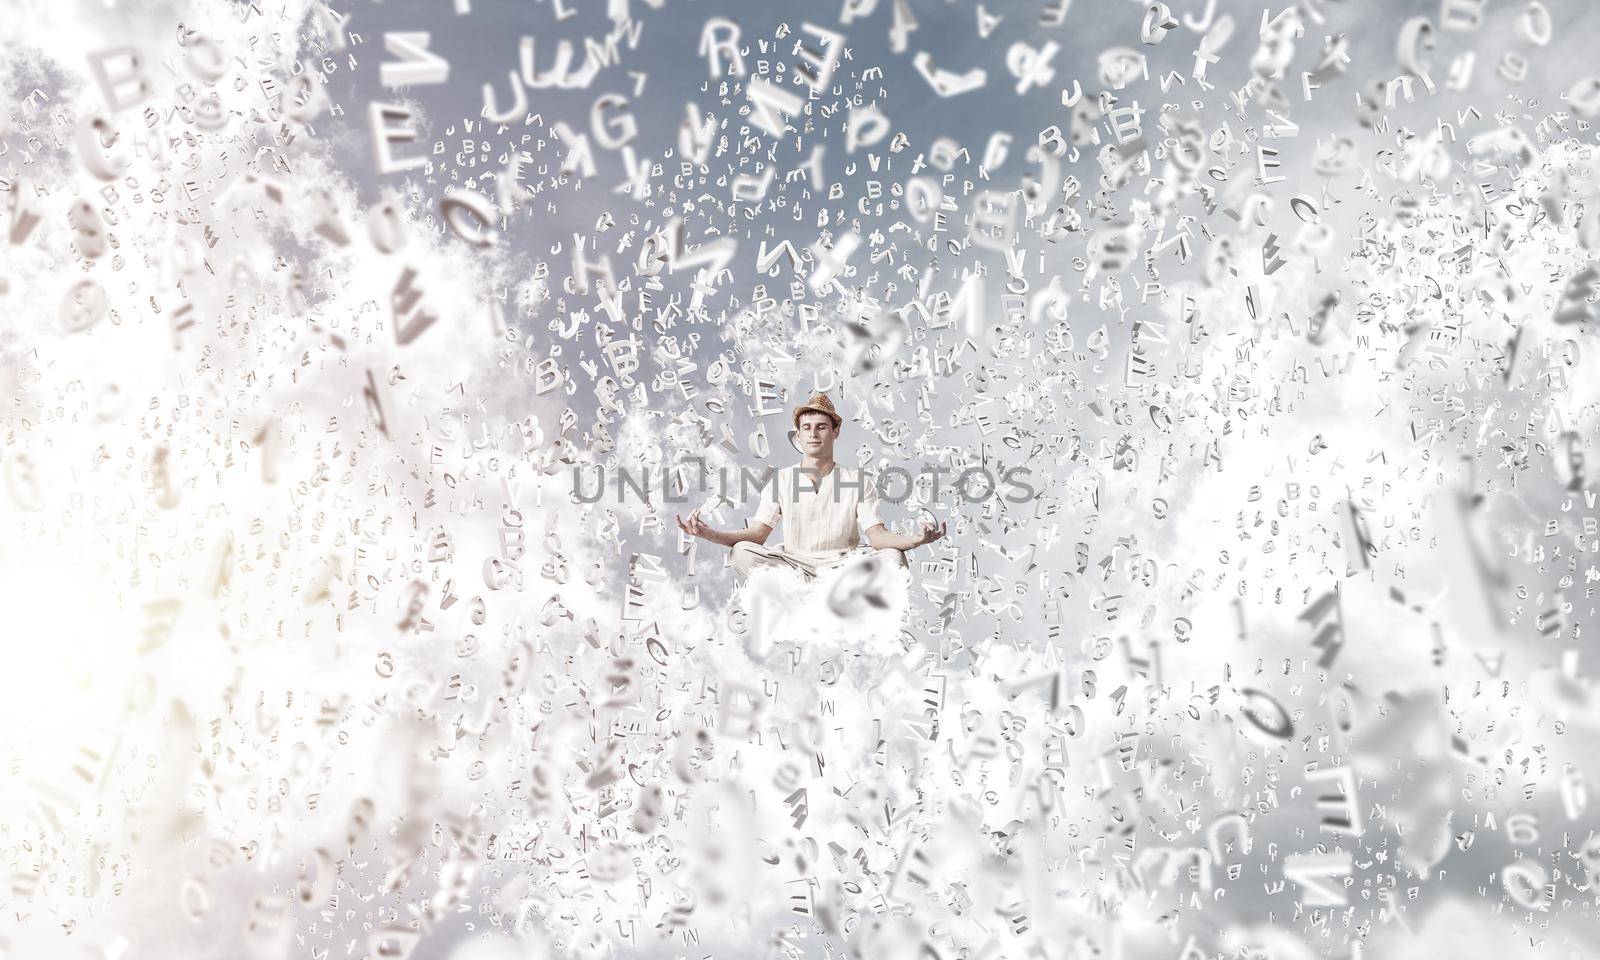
[796,411,840,431]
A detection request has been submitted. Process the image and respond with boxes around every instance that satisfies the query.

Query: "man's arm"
[865,520,947,552]
[676,509,773,547]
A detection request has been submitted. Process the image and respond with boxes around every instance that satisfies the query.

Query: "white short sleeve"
[752,468,782,528]
[855,468,884,531]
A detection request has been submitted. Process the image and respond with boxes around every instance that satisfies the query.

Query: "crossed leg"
[730,541,907,580]
[730,541,821,579]
[874,547,909,570]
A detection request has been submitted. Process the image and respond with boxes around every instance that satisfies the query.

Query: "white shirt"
[751,464,883,557]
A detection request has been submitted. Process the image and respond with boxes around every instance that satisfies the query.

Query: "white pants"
[730,541,907,580]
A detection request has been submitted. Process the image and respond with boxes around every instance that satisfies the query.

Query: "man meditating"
[675,392,946,580]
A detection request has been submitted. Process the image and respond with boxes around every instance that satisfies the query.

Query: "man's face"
[797,413,839,457]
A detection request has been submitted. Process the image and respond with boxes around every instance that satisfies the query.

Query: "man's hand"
[916,518,948,546]
[675,509,709,540]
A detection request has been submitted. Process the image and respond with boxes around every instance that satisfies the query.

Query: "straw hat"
[793,392,841,430]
